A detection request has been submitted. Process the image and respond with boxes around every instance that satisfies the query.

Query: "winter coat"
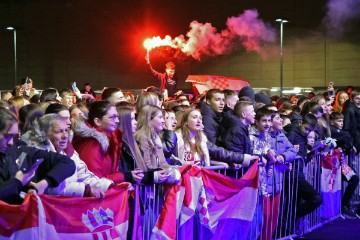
[72,119,125,184]
[22,130,113,197]
[330,126,354,154]
[161,129,178,163]
[119,141,155,185]
[135,131,169,171]
[342,100,360,151]
[286,126,309,173]
[0,141,75,204]
[175,130,210,167]
[249,127,272,195]
[46,147,113,197]
[199,101,224,146]
[206,142,251,167]
[268,130,297,194]
[221,111,252,154]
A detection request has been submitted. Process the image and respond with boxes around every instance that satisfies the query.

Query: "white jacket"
[175,130,210,167]
[46,150,113,197]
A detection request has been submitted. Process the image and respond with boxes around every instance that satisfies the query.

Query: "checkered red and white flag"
[185,75,250,95]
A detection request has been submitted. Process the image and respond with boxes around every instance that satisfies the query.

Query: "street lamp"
[6,26,17,87]
[275,19,288,97]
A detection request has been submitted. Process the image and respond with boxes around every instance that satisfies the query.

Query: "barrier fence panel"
[349,153,360,206]
[138,152,349,240]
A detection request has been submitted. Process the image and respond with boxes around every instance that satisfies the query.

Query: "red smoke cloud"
[144,10,277,60]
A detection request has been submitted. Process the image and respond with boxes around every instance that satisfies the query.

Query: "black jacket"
[221,111,252,154]
[199,101,224,146]
[330,126,354,154]
[161,129,178,161]
[343,100,360,151]
[0,141,76,204]
[207,142,251,166]
[119,142,154,185]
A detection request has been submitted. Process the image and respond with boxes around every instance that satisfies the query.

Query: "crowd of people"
[0,75,360,237]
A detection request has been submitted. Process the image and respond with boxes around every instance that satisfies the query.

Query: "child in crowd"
[285,114,322,224]
[330,112,359,218]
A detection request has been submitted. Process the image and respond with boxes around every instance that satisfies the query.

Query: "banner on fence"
[320,150,342,219]
[152,161,259,240]
[0,183,132,240]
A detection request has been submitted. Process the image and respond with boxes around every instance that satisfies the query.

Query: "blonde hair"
[136,92,159,112]
[8,96,26,116]
[135,105,163,151]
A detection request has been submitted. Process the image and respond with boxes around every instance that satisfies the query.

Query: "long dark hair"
[88,101,113,127]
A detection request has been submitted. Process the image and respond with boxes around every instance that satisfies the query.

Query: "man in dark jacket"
[200,89,225,146]
[222,100,255,154]
[0,107,75,204]
[343,90,360,152]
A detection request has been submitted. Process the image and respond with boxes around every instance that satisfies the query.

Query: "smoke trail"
[323,0,360,38]
[146,9,277,60]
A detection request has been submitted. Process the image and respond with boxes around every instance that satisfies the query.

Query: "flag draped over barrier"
[320,150,342,219]
[0,183,132,240]
[152,161,259,240]
[185,75,250,95]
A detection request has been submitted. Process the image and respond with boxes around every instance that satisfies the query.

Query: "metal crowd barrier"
[348,153,360,208]
[138,152,355,240]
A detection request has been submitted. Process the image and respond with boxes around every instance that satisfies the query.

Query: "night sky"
[0,0,358,90]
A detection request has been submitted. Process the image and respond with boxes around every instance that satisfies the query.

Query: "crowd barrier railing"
[348,153,360,206]
[138,150,356,239]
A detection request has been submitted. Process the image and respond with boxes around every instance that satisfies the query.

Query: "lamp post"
[275,19,288,97]
[6,26,17,87]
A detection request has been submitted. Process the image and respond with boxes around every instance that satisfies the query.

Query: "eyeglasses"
[107,114,119,121]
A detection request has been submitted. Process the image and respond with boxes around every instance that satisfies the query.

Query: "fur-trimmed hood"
[72,118,109,153]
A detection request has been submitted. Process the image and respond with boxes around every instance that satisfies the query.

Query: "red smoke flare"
[143,10,277,60]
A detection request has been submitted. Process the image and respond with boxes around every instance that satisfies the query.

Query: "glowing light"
[143,39,152,50]
[143,35,183,51]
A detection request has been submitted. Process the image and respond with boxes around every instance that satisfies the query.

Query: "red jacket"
[72,122,124,184]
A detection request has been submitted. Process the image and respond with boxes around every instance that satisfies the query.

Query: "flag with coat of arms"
[0,183,133,240]
[152,161,259,240]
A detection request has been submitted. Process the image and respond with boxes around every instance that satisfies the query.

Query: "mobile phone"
[16,152,27,170]
[71,82,77,92]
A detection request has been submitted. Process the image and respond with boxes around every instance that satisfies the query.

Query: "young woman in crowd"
[135,92,161,113]
[333,91,349,113]
[175,108,210,166]
[134,105,169,171]
[72,101,127,184]
[117,105,169,184]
